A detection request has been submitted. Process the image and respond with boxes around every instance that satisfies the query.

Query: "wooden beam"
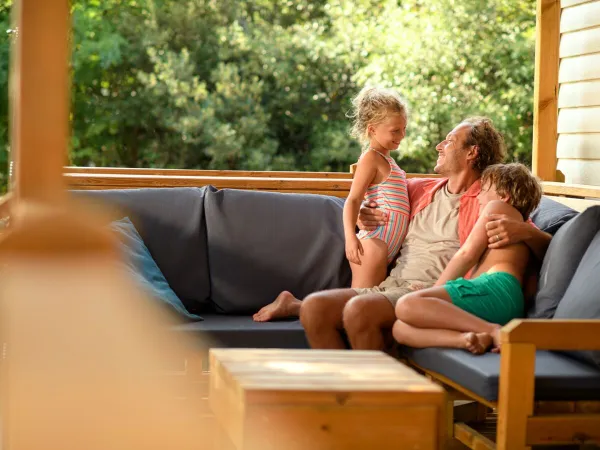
[541,181,600,199]
[532,0,560,181]
[527,414,600,446]
[496,343,536,450]
[501,319,600,350]
[454,423,496,450]
[10,0,69,204]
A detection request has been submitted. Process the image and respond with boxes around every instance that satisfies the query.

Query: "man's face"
[434,123,473,175]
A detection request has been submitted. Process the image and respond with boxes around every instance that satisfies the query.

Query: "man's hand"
[485,213,530,248]
[357,201,388,231]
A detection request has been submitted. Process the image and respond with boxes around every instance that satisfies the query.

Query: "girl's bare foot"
[252,291,301,322]
[463,332,493,355]
[490,326,502,353]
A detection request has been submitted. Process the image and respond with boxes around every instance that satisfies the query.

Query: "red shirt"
[407,178,482,246]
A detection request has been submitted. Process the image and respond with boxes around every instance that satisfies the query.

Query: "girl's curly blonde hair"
[347,86,409,151]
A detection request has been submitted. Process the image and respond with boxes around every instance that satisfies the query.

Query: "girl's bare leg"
[395,287,501,347]
[392,320,493,355]
[350,238,388,288]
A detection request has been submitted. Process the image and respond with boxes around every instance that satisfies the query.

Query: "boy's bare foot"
[490,326,502,353]
[463,332,493,355]
[252,291,301,322]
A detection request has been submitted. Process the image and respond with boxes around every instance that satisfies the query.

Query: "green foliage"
[0,0,535,183]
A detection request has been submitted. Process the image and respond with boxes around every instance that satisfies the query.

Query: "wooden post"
[9,0,70,205]
[532,0,560,181]
[496,343,536,450]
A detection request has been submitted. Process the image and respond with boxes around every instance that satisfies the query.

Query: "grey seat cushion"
[75,187,211,313]
[173,314,309,349]
[531,196,578,235]
[204,189,351,314]
[402,347,600,402]
[554,227,600,368]
[530,206,600,319]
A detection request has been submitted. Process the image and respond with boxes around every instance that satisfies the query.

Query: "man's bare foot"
[253,291,301,322]
[463,332,493,355]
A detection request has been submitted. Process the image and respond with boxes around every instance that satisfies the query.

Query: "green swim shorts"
[444,272,524,325]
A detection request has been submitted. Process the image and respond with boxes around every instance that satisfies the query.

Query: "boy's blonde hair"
[347,86,409,150]
[481,163,542,220]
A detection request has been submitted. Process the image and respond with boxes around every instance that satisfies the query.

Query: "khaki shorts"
[354,277,435,306]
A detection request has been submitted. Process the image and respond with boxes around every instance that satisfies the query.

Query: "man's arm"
[485,214,552,261]
[435,201,522,286]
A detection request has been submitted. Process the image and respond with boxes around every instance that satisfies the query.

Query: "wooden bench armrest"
[501,319,600,350]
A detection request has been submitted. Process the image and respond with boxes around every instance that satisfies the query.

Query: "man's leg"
[342,293,397,351]
[300,288,358,349]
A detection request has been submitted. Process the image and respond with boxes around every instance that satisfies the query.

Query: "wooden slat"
[0,193,12,219]
[562,0,598,8]
[527,414,600,445]
[454,423,496,450]
[11,0,69,204]
[560,26,600,58]
[557,106,600,132]
[559,53,600,82]
[557,132,600,157]
[64,167,353,179]
[542,180,600,197]
[64,173,353,195]
[502,319,600,349]
[545,194,600,211]
[561,0,600,33]
[496,343,536,450]
[533,0,561,181]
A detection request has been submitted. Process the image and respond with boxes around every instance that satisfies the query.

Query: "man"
[253,117,551,351]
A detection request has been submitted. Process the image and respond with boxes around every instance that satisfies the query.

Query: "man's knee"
[343,295,393,333]
[300,292,337,329]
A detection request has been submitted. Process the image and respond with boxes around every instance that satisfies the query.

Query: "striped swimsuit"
[357,150,410,264]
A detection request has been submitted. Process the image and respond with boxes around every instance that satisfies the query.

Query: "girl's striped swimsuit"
[357,150,410,264]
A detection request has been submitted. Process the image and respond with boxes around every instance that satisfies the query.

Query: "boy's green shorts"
[443,272,524,325]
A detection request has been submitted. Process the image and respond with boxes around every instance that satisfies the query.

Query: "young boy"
[392,163,542,354]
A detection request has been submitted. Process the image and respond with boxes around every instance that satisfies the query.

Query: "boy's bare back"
[470,201,530,283]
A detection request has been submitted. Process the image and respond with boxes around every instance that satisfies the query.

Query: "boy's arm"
[435,201,522,286]
[343,152,378,240]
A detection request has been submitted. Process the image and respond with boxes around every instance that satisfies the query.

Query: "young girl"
[344,86,411,288]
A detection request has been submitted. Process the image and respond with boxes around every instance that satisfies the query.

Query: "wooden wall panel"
[557,106,600,132]
[557,133,600,157]
[560,0,600,33]
[558,80,600,107]
[560,26,600,57]
[558,53,600,82]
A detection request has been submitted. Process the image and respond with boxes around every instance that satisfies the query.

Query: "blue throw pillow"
[111,217,202,321]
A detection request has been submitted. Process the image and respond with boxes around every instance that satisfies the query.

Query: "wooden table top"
[210,349,444,405]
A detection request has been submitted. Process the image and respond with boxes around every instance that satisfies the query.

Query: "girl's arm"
[343,152,379,240]
[435,200,522,286]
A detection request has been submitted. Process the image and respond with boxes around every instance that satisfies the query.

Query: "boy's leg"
[350,238,388,288]
[392,320,493,355]
[300,288,359,349]
[395,287,501,337]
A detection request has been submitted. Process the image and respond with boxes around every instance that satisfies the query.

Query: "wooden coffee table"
[209,348,446,450]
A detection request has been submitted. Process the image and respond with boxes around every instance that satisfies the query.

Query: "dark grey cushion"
[402,347,600,402]
[173,314,309,349]
[204,189,351,314]
[531,196,578,235]
[75,188,211,313]
[554,227,600,368]
[530,206,600,319]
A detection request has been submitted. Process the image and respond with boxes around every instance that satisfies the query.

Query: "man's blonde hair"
[347,86,408,150]
[481,163,542,220]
